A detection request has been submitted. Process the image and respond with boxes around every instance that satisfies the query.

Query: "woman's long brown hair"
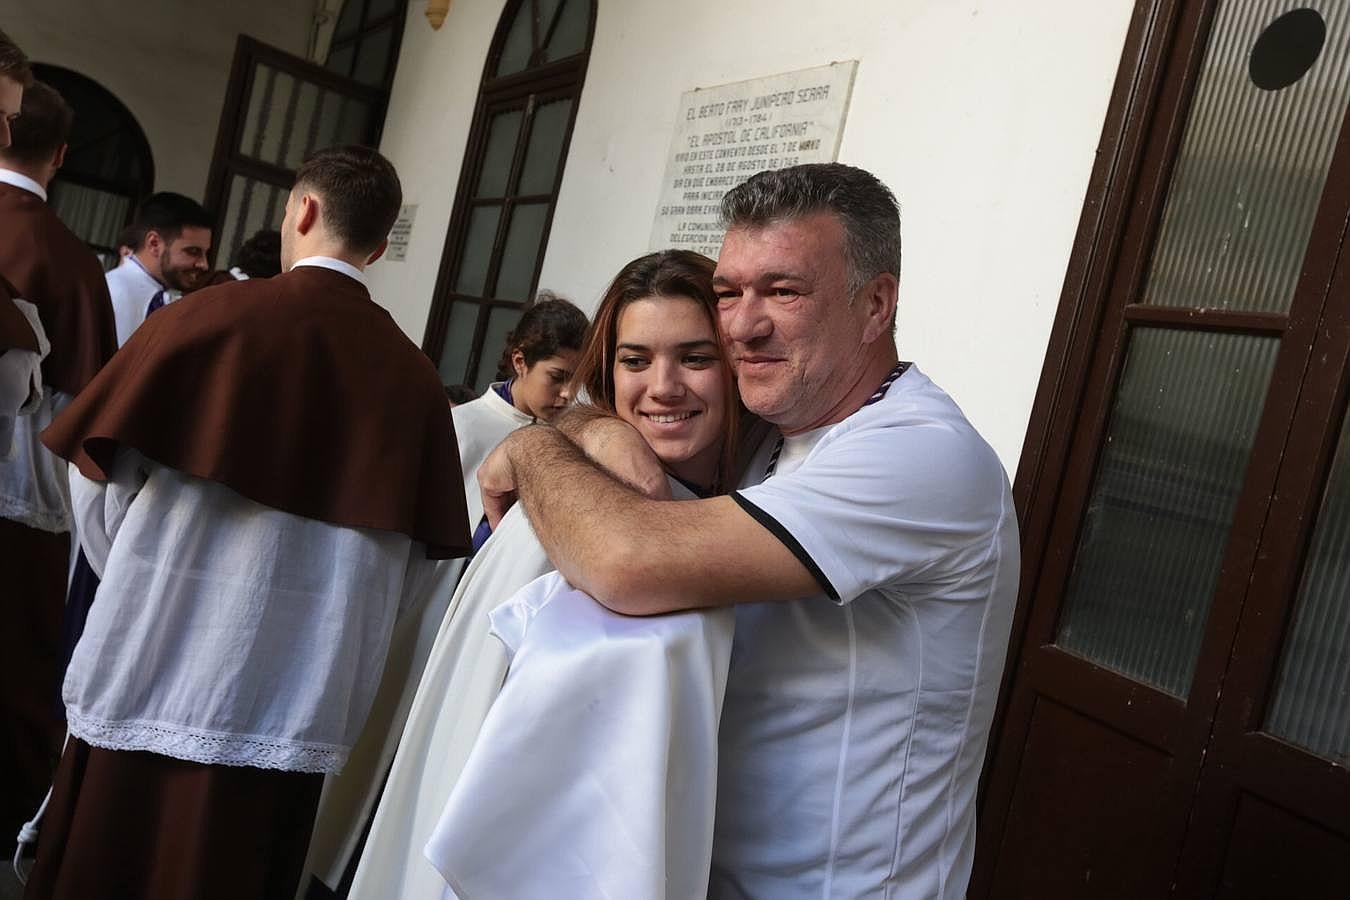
[570,250,741,494]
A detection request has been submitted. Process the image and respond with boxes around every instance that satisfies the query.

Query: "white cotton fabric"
[0,297,49,461]
[106,254,174,347]
[0,388,71,532]
[0,168,46,201]
[347,500,551,900]
[64,451,436,773]
[450,384,535,532]
[710,364,1019,900]
[425,570,734,900]
[304,383,533,889]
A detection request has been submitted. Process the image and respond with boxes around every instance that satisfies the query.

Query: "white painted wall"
[371,0,1135,472]
[8,0,314,197]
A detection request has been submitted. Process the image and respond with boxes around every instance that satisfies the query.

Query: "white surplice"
[309,384,533,890]
[0,297,48,461]
[424,571,734,900]
[64,450,437,772]
[346,498,550,900]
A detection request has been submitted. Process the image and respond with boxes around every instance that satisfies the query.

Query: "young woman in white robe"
[303,298,589,893]
[348,250,742,900]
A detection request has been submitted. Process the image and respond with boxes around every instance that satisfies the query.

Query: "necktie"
[145,290,166,318]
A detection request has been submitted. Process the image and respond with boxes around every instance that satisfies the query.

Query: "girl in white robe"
[303,298,590,892]
[349,250,743,900]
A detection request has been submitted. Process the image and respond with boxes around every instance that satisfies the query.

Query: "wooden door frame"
[203,35,389,254]
[977,0,1350,892]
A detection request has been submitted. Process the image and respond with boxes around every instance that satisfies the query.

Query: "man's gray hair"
[719,163,901,297]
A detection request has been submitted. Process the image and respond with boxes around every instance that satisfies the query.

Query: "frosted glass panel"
[475,109,524,197]
[1056,328,1279,696]
[476,306,524,389]
[518,98,573,195]
[353,23,395,86]
[544,0,589,61]
[1267,409,1350,764]
[327,43,355,78]
[218,175,289,274]
[495,3,534,77]
[242,67,371,167]
[438,302,483,386]
[1141,2,1350,313]
[454,206,502,297]
[494,203,548,301]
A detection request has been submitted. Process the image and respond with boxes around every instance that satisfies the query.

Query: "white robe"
[350,478,734,900]
[347,500,551,900]
[426,571,734,900]
[0,297,48,462]
[304,384,532,889]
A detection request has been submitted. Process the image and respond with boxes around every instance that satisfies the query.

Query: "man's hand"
[478,432,523,529]
[477,411,671,529]
[557,410,669,500]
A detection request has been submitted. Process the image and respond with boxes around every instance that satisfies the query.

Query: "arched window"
[423,0,595,389]
[33,64,154,269]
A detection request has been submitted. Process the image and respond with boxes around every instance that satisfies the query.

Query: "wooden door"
[975,2,1350,895]
[203,36,387,270]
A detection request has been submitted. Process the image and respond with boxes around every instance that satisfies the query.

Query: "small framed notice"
[649,61,858,257]
[386,204,418,262]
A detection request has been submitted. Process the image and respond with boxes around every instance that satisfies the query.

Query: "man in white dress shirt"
[26,145,471,900]
[480,163,1019,899]
[105,191,212,346]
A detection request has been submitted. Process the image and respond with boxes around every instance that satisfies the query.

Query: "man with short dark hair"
[0,75,117,859]
[478,163,1018,898]
[106,190,213,345]
[24,145,471,899]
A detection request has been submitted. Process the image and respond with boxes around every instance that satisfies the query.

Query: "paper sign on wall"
[387,204,418,262]
[649,61,858,258]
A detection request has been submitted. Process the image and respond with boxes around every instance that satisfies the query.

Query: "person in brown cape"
[0,61,118,857]
[24,145,472,900]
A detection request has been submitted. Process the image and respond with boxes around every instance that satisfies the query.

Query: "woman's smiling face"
[613,295,728,489]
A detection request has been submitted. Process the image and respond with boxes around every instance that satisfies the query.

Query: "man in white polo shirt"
[480,163,1018,898]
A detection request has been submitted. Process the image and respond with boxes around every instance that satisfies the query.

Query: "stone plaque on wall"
[649,61,858,257]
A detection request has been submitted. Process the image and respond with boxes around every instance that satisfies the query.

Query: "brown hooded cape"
[41,265,472,559]
[0,182,116,392]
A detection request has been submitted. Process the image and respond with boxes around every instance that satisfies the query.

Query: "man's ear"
[296,193,320,235]
[143,229,164,259]
[51,143,67,171]
[364,238,388,266]
[859,272,899,345]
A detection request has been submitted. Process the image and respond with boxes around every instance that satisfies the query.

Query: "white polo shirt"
[711,364,1019,900]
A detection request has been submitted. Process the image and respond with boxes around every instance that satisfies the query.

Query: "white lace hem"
[68,710,348,774]
[0,494,70,532]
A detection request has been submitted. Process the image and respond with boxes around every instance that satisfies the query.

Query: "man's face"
[713,212,875,434]
[0,76,22,149]
[154,225,212,292]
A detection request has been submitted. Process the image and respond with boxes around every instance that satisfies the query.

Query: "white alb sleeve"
[69,450,150,578]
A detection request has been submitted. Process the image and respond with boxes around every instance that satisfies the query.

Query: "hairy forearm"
[493,425,821,614]
[502,426,710,613]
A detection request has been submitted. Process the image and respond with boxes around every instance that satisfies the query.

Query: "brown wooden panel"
[1217,793,1350,900]
[989,698,1175,900]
